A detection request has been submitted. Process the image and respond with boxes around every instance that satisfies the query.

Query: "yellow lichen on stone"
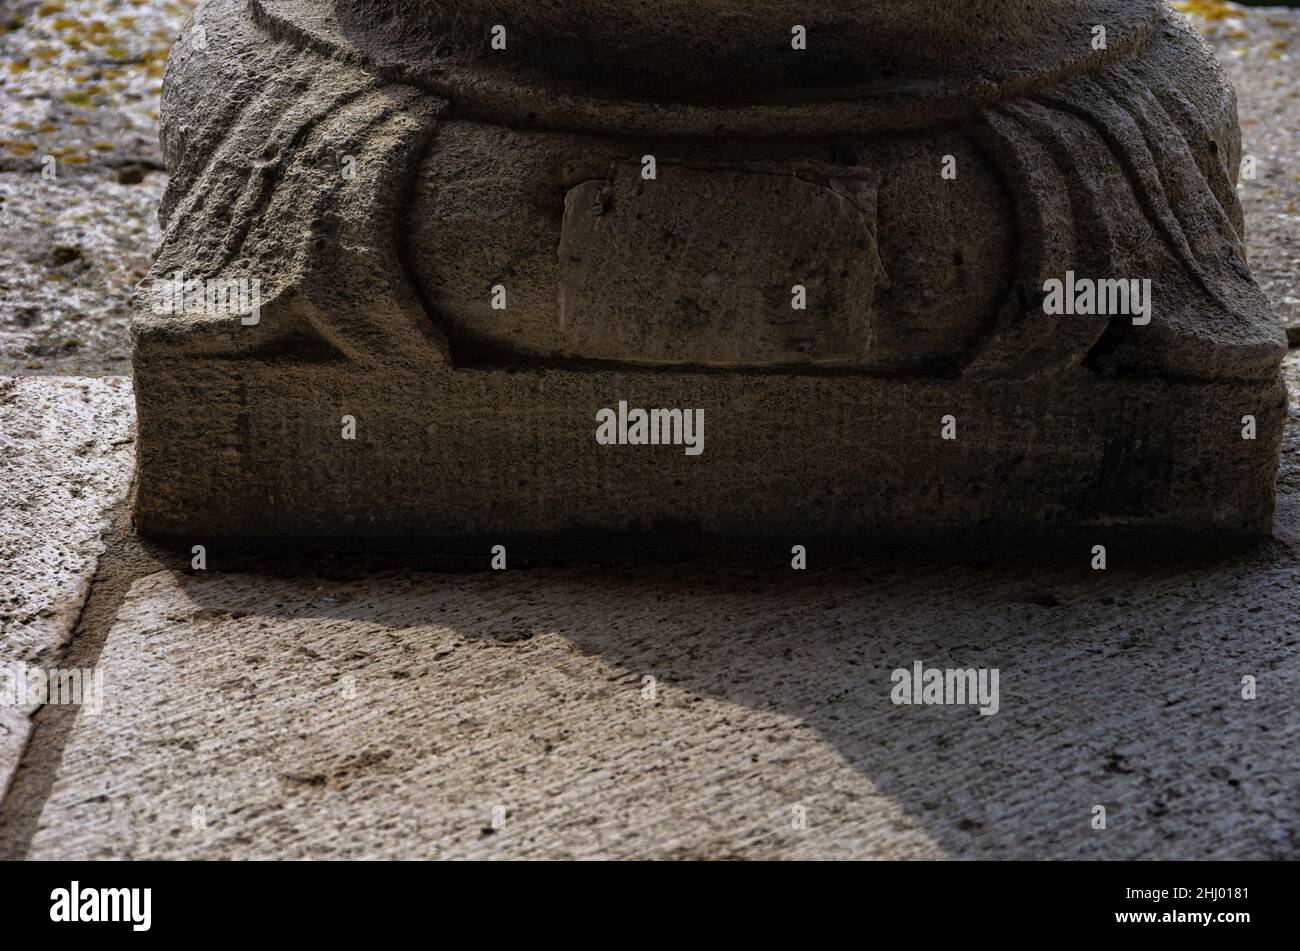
[1173,1,1239,21]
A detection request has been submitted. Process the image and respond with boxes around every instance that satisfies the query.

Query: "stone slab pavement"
[0,375,134,802]
[8,522,1300,860]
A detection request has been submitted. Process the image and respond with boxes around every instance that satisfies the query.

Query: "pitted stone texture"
[559,164,883,367]
[20,550,1300,860]
[1192,5,1300,347]
[0,0,194,374]
[0,172,166,374]
[0,375,135,797]
[414,125,1012,371]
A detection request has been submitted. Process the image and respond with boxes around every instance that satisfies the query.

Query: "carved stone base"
[132,0,1288,546]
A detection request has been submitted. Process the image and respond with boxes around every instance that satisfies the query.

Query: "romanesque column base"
[132,0,1288,549]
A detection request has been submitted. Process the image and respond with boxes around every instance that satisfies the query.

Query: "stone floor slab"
[21,540,1299,859]
[0,374,134,798]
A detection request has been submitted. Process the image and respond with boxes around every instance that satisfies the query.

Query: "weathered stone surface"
[0,0,194,374]
[131,0,1287,543]
[416,126,1012,369]
[557,164,884,367]
[16,535,1300,860]
[132,357,1288,546]
[268,0,1169,125]
[0,375,134,798]
[0,171,166,374]
[5,2,1289,378]
[1191,4,1300,348]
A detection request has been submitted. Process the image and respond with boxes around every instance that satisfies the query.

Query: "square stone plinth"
[130,346,1285,549]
